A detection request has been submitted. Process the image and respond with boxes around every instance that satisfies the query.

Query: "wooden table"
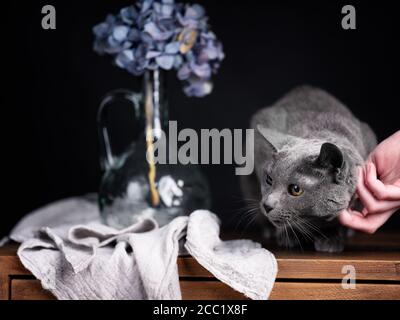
[1,233,399,300]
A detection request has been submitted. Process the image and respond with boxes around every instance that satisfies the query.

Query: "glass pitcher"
[97,70,211,229]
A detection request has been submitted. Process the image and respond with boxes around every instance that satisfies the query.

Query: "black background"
[2,0,399,237]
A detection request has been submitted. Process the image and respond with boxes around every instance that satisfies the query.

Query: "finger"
[339,208,363,219]
[338,209,396,234]
[361,200,400,215]
[338,209,363,227]
[365,162,400,201]
[362,208,368,216]
[357,170,400,213]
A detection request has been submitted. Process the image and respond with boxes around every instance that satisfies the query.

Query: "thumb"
[338,208,394,234]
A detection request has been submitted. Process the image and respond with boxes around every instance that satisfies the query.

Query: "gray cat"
[241,86,377,252]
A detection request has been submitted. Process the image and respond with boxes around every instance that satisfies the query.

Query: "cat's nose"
[263,204,273,213]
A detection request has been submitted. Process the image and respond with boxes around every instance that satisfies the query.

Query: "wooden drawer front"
[269,282,400,300]
[180,281,400,300]
[178,255,400,281]
[180,281,247,300]
[11,279,55,300]
[10,279,246,300]
[10,279,400,300]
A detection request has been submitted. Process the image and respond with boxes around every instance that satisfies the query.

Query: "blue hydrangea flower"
[93,0,224,97]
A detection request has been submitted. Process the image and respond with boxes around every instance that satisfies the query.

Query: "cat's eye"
[265,174,273,185]
[288,184,304,196]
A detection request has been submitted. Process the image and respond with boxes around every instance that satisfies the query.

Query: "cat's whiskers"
[292,217,316,239]
[239,212,259,238]
[294,215,321,233]
[283,224,290,249]
[294,216,329,240]
[233,206,260,232]
[290,219,314,243]
[226,199,260,227]
[278,224,289,249]
[286,220,303,251]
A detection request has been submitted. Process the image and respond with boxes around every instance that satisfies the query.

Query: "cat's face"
[257,127,356,228]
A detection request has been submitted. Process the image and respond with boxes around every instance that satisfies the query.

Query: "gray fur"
[242,86,377,252]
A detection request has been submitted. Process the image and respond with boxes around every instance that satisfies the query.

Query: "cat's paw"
[314,238,344,253]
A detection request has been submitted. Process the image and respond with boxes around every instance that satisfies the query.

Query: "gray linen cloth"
[9,196,277,300]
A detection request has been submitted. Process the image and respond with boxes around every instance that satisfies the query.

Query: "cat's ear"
[317,143,346,183]
[317,143,344,169]
[257,126,292,153]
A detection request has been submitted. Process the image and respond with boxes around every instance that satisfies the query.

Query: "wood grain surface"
[10,279,400,300]
[11,279,56,300]
[1,232,400,300]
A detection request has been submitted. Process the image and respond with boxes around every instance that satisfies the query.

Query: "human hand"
[339,131,400,234]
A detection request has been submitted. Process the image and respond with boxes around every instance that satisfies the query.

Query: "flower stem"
[144,75,160,207]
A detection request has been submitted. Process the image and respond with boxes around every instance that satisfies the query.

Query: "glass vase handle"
[97,89,142,171]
